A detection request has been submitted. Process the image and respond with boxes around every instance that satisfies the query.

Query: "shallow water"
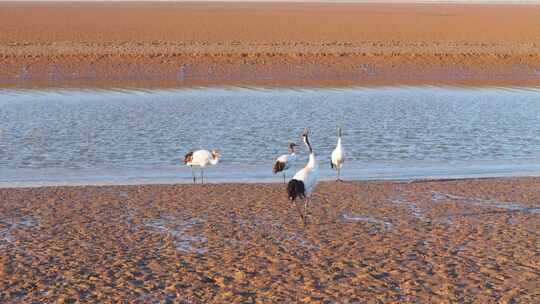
[1,86,540,186]
[0,215,40,247]
[144,216,207,254]
[342,214,393,230]
[429,191,540,214]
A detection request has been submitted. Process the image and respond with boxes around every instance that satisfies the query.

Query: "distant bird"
[331,127,344,181]
[287,129,319,224]
[272,142,298,183]
[184,149,220,184]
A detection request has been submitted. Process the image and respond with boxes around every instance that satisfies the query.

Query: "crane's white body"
[331,128,344,181]
[186,150,219,168]
[292,151,318,197]
[331,138,343,169]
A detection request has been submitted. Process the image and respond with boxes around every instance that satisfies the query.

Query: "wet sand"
[1,2,540,88]
[1,178,539,302]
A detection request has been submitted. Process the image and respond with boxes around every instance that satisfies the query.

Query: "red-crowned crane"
[184,149,220,184]
[287,129,319,224]
[272,142,297,183]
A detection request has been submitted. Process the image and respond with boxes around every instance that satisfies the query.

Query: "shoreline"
[3,159,540,189]
[2,174,540,190]
[0,175,537,190]
[3,51,540,89]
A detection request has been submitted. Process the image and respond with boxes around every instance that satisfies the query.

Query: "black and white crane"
[272,142,297,183]
[287,129,319,224]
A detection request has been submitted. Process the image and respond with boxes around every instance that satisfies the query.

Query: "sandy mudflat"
[1,2,540,88]
[0,178,539,302]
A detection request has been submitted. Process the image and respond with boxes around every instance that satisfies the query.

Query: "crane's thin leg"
[283,173,286,184]
[191,166,196,183]
[201,170,204,184]
[292,200,304,222]
[303,197,309,225]
[337,167,341,182]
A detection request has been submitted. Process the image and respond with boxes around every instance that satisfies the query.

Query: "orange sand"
[0,178,539,302]
[1,2,540,88]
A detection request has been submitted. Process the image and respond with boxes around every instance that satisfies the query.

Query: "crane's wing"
[279,155,289,162]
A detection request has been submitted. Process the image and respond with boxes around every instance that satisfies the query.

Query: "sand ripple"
[0,178,538,302]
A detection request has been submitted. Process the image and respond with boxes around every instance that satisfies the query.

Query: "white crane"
[272,142,297,183]
[331,127,344,181]
[184,149,220,184]
[287,129,319,224]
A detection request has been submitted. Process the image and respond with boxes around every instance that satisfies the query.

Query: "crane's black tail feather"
[287,179,305,201]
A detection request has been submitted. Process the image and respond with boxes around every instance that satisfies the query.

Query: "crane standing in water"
[184,149,220,184]
[331,127,344,181]
[272,142,298,183]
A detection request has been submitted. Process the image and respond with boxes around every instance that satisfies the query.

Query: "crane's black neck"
[304,136,312,153]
